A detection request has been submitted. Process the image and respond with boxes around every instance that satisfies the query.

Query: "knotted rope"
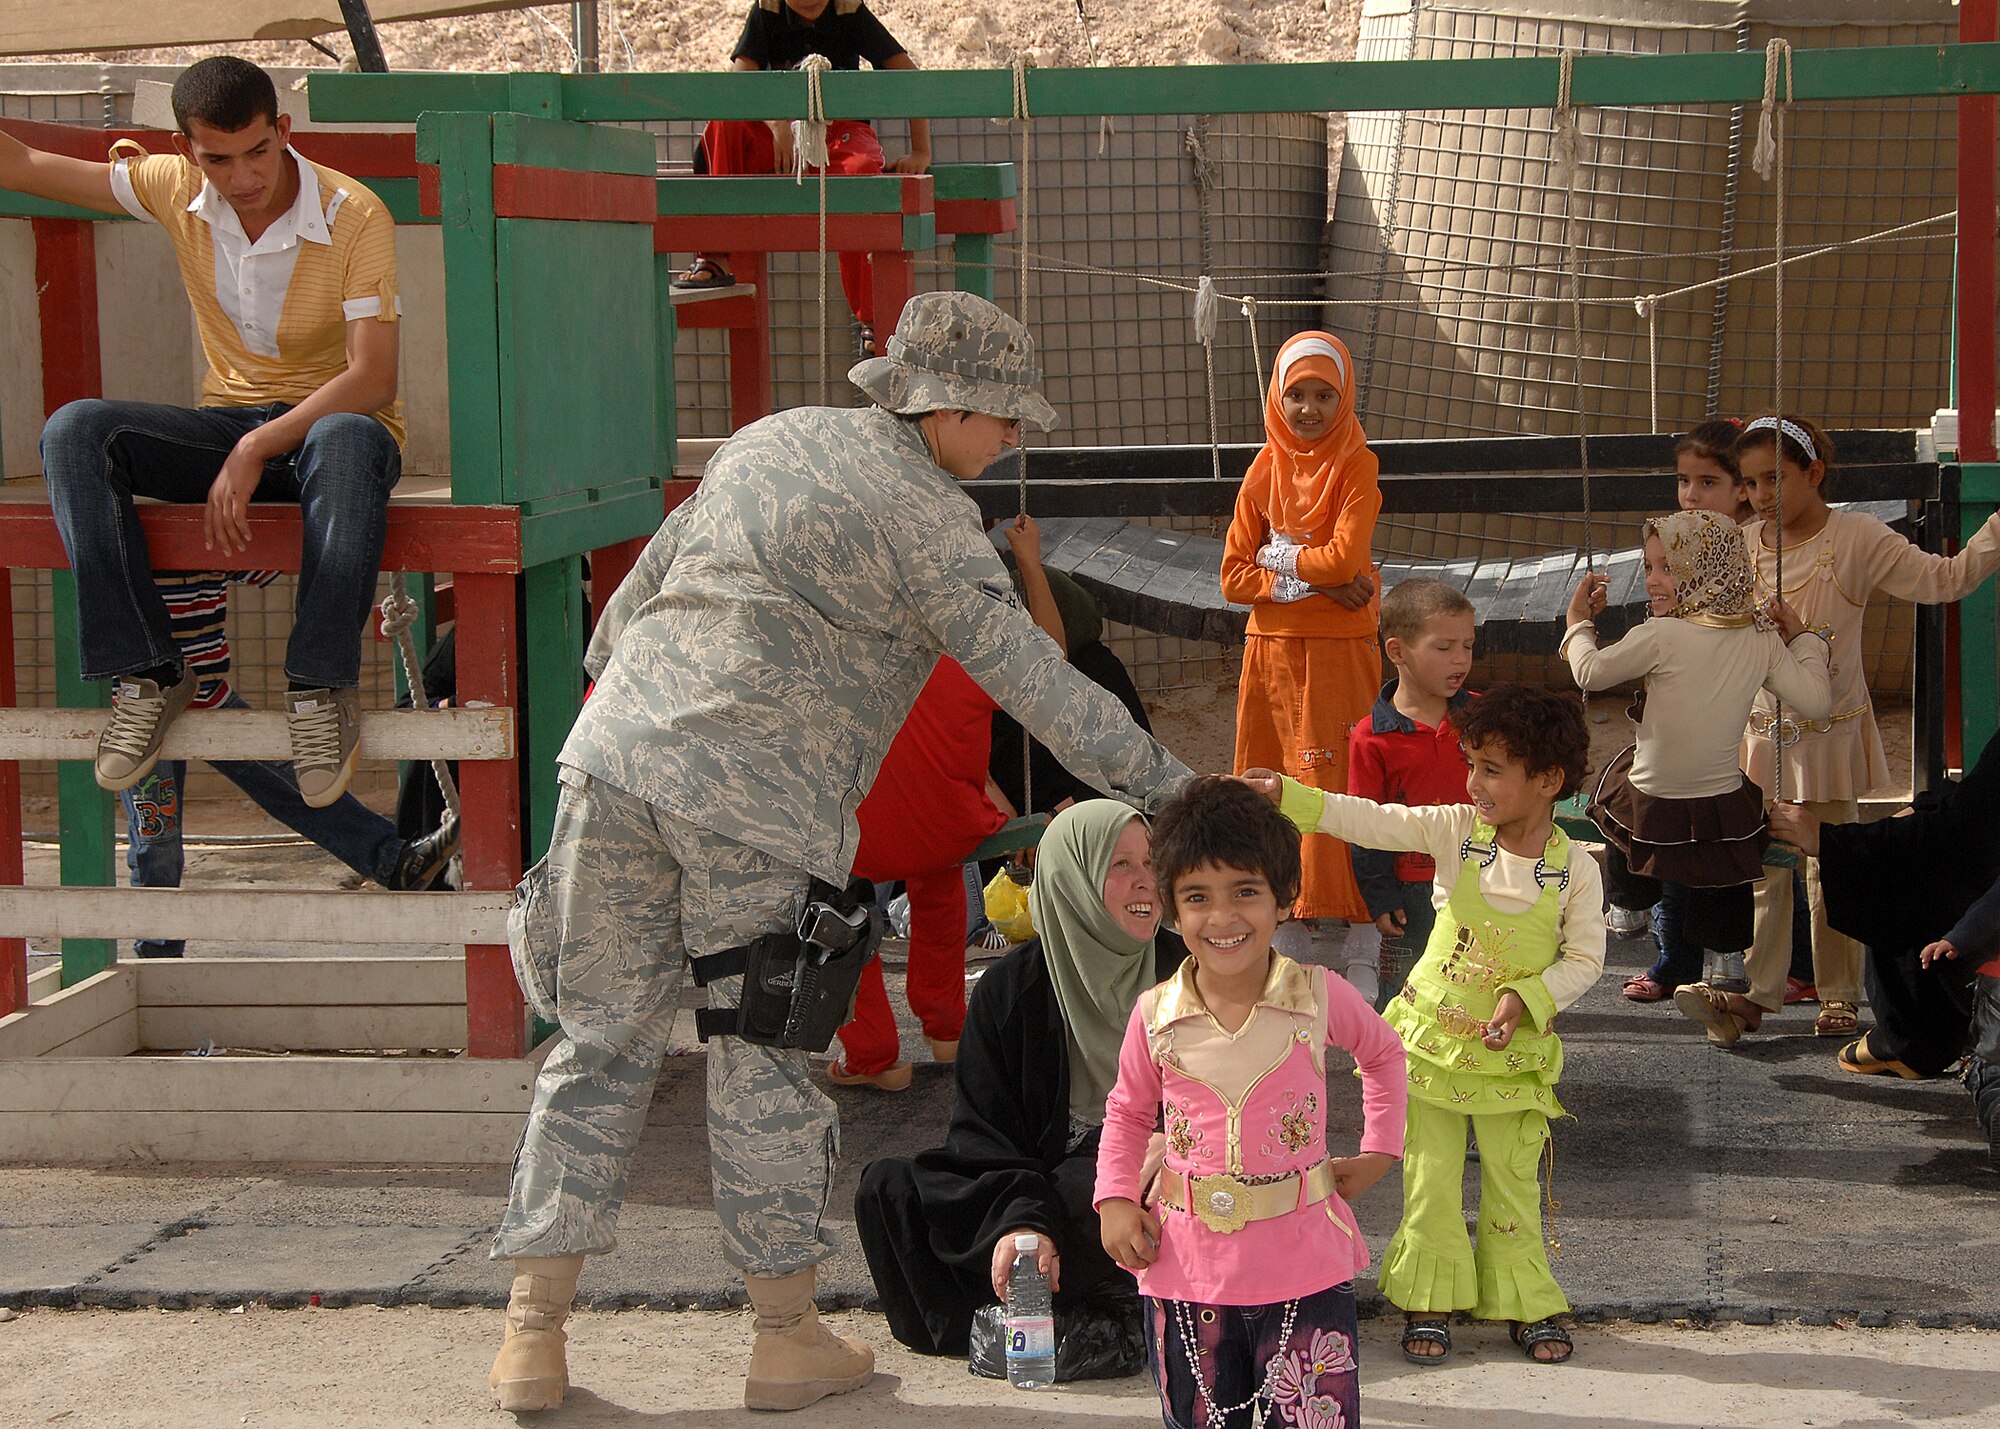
[794,52,834,405]
[378,575,459,822]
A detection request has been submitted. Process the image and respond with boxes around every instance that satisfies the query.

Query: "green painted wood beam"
[50,570,114,985]
[0,195,126,221]
[933,163,1015,202]
[518,483,670,568]
[1959,462,2000,763]
[654,253,678,478]
[954,231,995,300]
[657,174,914,216]
[312,42,2000,125]
[494,111,655,175]
[521,557,585,862]
[423,112,507,507]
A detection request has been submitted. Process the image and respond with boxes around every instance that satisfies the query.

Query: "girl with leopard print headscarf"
[1559,511,1832,1043]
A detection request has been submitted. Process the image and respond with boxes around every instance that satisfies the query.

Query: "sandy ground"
[44,2,1363,77]
[3,1307,1997,1428]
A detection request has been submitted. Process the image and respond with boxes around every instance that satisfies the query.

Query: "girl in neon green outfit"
[1260,683,1605,1367]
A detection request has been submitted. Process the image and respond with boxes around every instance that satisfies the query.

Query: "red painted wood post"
[455,570,527,1058]
[871,250,914,355]
[729,251,774,428]
[1963,0,1998,467]
[587,536,649,628]
[33,218,102,410]
[0,572,23,1016]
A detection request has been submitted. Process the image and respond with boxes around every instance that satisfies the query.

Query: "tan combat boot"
[742,1267,875,1411]
[488,1255,583,1412]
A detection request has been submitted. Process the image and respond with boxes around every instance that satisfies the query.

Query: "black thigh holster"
[688,876,883,1053]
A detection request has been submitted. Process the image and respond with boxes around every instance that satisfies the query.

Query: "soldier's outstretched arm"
[897,520,1192,811]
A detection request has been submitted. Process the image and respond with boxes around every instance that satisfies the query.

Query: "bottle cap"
[1013,1233,1040,1251]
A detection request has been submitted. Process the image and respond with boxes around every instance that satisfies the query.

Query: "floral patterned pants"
[1145,1280,1360,1429]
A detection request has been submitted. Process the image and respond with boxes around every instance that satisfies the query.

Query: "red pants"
[700,118,885,326]
[837,862,971,1075]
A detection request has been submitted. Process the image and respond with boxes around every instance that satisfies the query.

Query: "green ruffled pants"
[1379,1099,1569,1323]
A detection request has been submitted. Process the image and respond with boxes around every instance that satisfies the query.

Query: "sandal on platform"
[1814,1000,1860,1038]
[671,256,735,290]
[1622,973,1669,1003]
[1785,977,1818,1005]
[1400,1315,1452,1365]
[1511,1318,1573,1364]
[1672,981,1759,1047]
[1837,1034,1927,1080]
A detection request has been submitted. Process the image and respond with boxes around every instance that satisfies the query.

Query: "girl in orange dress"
[1222,331,1384,992]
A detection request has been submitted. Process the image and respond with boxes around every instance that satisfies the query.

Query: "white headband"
[1278,337,1347,391]
[1743,415,1819,465]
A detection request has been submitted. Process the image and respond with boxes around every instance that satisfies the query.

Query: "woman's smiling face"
[1100,818,1160,941]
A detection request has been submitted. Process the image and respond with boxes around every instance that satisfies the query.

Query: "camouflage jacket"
[564,405,1193,882]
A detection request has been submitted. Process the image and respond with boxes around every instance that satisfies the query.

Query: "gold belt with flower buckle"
[1749,704,1867,745]
[1154,1161,1341,1234]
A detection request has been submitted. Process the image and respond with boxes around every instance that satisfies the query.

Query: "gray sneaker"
[1712,949,1750,994]
[286,686,360,809]
[94,667,199,791]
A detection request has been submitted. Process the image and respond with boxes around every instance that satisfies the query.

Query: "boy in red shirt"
[1346,578,1478,1008]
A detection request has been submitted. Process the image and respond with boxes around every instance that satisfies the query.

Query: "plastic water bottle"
[1004,1233,1056,1390]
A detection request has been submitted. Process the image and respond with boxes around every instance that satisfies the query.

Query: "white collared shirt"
[112,146,384,360]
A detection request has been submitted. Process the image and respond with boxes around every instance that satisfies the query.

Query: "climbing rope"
[1554,48,1598,575]
[794,53,834,406]
[1068,0,1116,154]
[1195,276,1224,483]
[378,575,460,822]
[1011,54,1035,820]
[1634,295,1659,433]
[1757,37,1796,804]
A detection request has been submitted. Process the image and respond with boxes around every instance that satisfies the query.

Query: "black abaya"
[855,935,1183,1355]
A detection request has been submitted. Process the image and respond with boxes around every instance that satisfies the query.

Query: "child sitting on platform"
[1096,777,1406,1429]
[1347,577,1477,1010]
[1564,511,1831,1046]
[1718,413,2000,1044]
[675,0,932,357]
[1222,330,1384,1000]
[1258,683,1605,1367]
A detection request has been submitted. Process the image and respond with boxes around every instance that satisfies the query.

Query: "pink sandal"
[1622,974,1670,1003]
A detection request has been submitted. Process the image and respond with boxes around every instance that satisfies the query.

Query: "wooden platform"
[1031,501,1912,653]
[0,960,548,1164]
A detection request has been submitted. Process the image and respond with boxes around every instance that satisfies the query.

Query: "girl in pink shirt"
[1097,777,1407,1429]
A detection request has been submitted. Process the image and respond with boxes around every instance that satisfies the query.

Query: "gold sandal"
[1672,981,1759,1047]
[1814,1001,1860,1038]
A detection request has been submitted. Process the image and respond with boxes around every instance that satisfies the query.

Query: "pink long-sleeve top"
[1094,953,1407,1306]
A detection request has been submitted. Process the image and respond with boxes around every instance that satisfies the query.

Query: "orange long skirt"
[1234,633,1381,922]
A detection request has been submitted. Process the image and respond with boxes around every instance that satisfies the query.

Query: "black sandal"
[671,256,735,291]
[1400,1314,1452,1365]
[1511,1317,1573,1363]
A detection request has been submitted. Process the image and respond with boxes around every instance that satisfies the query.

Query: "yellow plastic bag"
[982,864,1036,944]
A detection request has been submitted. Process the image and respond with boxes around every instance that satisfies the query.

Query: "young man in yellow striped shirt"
[0,56,403,807]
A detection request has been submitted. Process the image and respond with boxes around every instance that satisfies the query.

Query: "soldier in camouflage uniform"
[487,290,1195,1413]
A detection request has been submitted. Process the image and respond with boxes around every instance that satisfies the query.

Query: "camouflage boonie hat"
[849,290,1058,432]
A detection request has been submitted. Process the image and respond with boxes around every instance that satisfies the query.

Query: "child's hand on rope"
[1766,801,1820,857]
[1566,573,1608,627]
[1099,1197,1161,1273]
[1765,597,1806,642]
[1004,513,1044,565]
[1483,990,1527,1049]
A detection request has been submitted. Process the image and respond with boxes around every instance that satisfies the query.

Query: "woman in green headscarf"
[855,800,1183,1362]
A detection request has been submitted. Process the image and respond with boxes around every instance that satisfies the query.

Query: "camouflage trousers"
[491,768,838,1276]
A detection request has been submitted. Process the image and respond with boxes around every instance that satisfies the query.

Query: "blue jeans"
[41,399,400,689]
[1646,884,1704,989]
[1378,878,1438,1011]
[121,693,406,958]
